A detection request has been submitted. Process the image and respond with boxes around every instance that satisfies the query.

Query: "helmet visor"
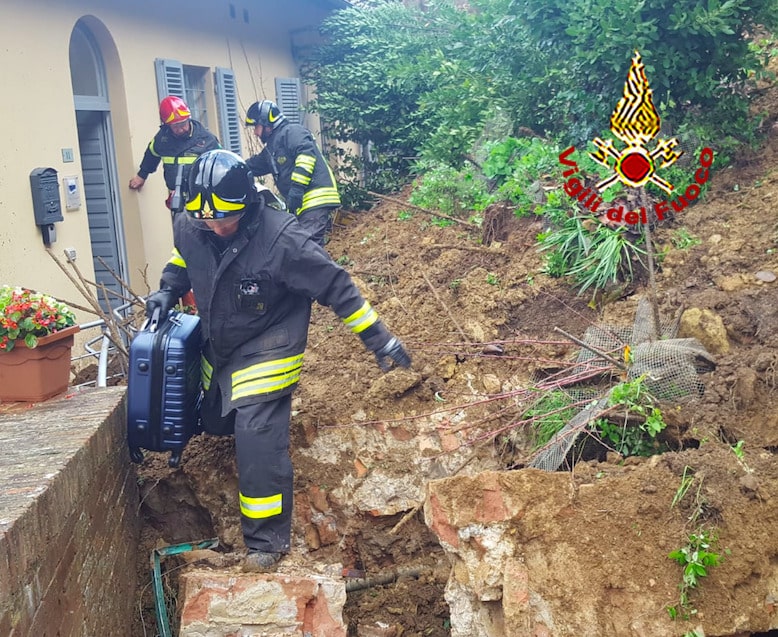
[185,192,247,219]
[186,211,246,232]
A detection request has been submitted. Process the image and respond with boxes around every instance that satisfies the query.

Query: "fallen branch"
[553,326,626,372]
[96,255,146,306]
[352,270,398,283]
[367,191,478,229]
[47,248,128,358]
[425,243,499,253]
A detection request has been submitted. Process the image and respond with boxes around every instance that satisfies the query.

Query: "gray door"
[76,110,123,310]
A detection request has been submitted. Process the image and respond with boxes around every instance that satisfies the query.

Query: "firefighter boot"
[242,550,283,573]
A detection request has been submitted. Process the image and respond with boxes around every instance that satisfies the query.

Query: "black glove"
[374,336,412,372]
[145,288,178,323]
[285,186,304,216]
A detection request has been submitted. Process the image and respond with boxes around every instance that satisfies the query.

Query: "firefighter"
[245,100,341,246]
[144,149,411,571]
[129,95,221,212]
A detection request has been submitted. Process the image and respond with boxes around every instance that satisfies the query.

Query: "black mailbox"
[30,167,63,245]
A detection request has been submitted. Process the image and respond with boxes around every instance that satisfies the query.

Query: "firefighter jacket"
[160,202,391,413]
[245,120,341,214]
[137,120,221,190]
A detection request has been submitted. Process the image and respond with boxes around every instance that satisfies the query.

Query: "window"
[155,58,241,155]
[183,66,209,128]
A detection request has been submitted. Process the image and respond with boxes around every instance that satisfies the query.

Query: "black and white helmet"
[184,150,256,220]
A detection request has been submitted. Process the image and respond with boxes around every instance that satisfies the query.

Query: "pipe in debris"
[345,566,431,593]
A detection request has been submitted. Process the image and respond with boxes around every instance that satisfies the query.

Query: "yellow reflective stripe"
[295,154,316,173]
[231,354,304,400]
[342,301,378,334]
[201,355,213,391]
[232,368,302,400]
[168,248,186,268]
[239,491,283,519]
[300,187,341,211]
[291,172,312,186]
[212,193,246,211]
[149,140,160,158]
[162,156,198,164]
[185,193,202,212]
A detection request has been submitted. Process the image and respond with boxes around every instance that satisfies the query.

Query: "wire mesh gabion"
[528,298,715,471]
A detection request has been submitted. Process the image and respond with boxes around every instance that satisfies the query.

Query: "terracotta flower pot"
[0,325,80,402]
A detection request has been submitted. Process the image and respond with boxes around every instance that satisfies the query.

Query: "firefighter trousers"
[297,206,335,247]
[200,385,294,554]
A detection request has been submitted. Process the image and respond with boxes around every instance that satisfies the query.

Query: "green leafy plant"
[537,215,592,276]
[0,285,77,352]
[731,439,752,472]
[596,376,667,457]
[538,215,647,296]
[481,137,568,218]
[486,273,500,286]
[567,225,646,295]
[671,228,702,250]
[305,0,772,190]
[671,466,696,510]
[174,302,198,316]
[409,160,492,219]
[667,529,721,620]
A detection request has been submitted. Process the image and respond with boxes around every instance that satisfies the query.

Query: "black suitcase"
[127,309,203,467]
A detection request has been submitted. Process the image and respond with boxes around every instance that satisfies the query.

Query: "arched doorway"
[69,21,127,312]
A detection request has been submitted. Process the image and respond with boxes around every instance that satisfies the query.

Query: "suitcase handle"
[141,307,162,333]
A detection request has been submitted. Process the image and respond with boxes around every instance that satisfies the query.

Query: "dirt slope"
[133,91,778,635]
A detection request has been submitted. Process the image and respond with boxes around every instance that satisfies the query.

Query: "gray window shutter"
[215,67,242,155]
[275,77,302,124]
[154,58,185,101]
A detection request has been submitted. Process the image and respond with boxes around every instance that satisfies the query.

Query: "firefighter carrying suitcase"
[127,308,202,468]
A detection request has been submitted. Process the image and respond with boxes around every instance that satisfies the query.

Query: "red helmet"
[159,96,191,125]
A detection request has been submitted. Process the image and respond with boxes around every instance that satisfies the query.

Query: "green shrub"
[409,160,492,218]
[596,377,668,457]
[538,215,646,295]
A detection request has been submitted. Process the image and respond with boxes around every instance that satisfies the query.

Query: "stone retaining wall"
[0,387,139,636]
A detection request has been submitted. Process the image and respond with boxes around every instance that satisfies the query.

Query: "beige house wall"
[0,0,337,350]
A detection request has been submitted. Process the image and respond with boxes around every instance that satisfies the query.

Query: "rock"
[678,308,731,355]
[733,368,758,409]
[756,270,776,283]
[739,473,760,495]
[178,567,348,637]
[357,621,401,637]
[481,373,502,394]
[715,273,748,292]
